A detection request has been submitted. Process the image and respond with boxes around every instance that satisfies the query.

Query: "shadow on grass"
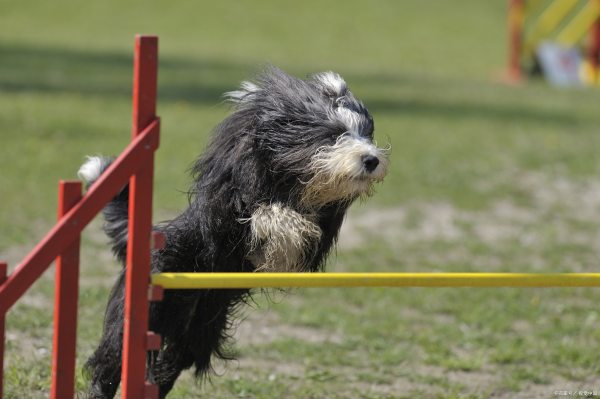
[0,42,578,125]
[0,42,253,104]
[366,97,578,125]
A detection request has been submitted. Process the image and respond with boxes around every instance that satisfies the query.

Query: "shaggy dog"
[79,66,388,398]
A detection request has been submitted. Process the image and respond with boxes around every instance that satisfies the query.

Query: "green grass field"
[2,1,600,398]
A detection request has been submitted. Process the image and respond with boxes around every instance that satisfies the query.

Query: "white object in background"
[536,41,583,87]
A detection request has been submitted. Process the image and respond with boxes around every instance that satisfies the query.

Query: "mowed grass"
[2,1,600,398]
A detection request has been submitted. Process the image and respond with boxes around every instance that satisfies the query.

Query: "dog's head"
[227,67,389,208]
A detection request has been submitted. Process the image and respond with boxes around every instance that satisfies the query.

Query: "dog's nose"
[362,155,380,173]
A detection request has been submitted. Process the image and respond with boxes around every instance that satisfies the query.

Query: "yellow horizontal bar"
[525,0,579,52]
[151,273,600,289]
[557,0,600,46]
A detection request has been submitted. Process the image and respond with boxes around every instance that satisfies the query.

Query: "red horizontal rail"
[0,118,160,314]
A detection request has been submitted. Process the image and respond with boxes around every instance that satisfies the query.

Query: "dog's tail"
[78,156,129,263]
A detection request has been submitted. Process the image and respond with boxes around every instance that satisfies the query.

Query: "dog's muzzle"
[303,135,389,206]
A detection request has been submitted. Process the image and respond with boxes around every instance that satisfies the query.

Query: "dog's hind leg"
[145,291,207,397]
[147,342,195,399]
[85,273,126,399]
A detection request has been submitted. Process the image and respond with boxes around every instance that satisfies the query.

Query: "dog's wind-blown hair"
[81,67,388,398]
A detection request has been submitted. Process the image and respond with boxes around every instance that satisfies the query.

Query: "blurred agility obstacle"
[507,0,600,85]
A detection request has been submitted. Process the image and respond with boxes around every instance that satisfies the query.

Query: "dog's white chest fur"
[245,203,322,272]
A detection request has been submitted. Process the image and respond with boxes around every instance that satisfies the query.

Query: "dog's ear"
[311,71,348,99]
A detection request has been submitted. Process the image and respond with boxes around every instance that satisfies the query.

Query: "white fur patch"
[302,135,389,206]
[315,71,347,95]
[335,107,363,134]
[77,156,105,183]
[242,203,322,272]
[225,80,260,103]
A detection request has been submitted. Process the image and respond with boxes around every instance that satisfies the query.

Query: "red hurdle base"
[0,35,161,399]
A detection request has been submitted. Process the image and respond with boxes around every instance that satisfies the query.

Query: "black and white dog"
[79,67,388,398]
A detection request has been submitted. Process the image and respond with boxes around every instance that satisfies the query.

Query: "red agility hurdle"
[0,35,161,399]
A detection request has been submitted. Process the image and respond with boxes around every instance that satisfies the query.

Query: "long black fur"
[83,66,380,398]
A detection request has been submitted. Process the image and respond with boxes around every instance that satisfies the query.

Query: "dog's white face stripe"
[335,106,364,136]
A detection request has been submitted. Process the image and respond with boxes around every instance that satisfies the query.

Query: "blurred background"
[2,1,600,398]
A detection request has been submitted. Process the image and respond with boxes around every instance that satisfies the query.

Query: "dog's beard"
[302,134,389,207]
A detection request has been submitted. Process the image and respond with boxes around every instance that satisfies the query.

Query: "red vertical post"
[0,262,6,399]
[50,181,82,399]
[507,0,525,82]
[121,35,159,399]
[587,6,600,81]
